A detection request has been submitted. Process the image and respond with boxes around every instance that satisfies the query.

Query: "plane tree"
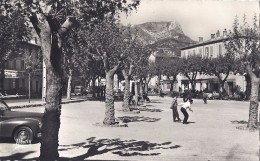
[160,57,181,92]
[225,15,260,130]
[121,39,150,110]
[1,0,139,160]
[179,55,204,93]
[202,55,239,98]
[81,19,140,125]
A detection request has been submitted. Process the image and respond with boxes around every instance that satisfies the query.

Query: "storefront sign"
[5,70,25,78]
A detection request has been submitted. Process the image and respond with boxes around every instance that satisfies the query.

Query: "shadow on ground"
[231,120,248,124]
[138,107,163,112]
[0,137,181,161]
[118,116,161,123]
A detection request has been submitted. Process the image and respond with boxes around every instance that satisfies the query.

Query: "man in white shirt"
[178,99,193,124]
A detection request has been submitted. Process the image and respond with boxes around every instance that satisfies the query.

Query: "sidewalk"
[5,96,88,109]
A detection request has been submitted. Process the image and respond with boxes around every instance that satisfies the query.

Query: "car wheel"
[14,126,33,144]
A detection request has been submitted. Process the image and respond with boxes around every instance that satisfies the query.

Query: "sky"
[120,0,259,41]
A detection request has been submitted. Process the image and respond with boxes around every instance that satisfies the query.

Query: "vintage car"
[74,86,88,96]
[0,99,43,144]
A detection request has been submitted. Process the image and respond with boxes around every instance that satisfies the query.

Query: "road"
[0,96,259,161]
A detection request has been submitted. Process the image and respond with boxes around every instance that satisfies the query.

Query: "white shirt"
[178,101,191,108]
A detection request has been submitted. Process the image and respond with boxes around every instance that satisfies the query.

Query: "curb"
[10,99,87,109]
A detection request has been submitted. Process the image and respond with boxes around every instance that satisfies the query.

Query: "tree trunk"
[245,74,251,100]
[247,76,259,130]
[219,81,227,99]
[157,74,162,95]
[134,79,139,107]
[92,78,96,97]
[66,69,73,100]
[139,80,144,102]
[0,62,5,91]
[30,15,75,161]
[122,76,131,112]
[144,78,148,94]
[103,71,115,125]
[37,22,62,161]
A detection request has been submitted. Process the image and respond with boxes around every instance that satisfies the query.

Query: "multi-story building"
[3,40,42,97]
[179,29,246,94]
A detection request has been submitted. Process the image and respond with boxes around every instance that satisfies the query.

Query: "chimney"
[198,37,203,42]
[216,30,220,37]
[223,29,227,37]
[211,34,215,39]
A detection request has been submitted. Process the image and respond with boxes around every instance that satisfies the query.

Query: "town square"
[0,96,259,161]
[0,0,259,161]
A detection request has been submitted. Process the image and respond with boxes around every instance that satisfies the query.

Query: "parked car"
[0,99,43,144]
[74,86,88,96]
[114,89,124,99]
[206,91,220,100]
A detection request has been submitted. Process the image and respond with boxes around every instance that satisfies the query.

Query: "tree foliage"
[1,0,140,160]
[225,14,259,130]
[203,54,239,96]
[179,55,204,92]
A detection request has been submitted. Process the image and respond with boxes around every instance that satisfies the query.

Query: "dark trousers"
[172,107,180,121]
[181,107,189,123]
[203,97,207,104]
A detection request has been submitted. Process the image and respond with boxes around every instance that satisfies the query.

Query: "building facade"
[3,41,42,97]
[179,30,246,94]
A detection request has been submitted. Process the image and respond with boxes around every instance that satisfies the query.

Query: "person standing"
[178,98,193,124]
[170,95,181,122]
[202,91,208,104]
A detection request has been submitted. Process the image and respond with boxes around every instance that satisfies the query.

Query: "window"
[219,44,222,55]
[210,46,213,57]
[21,60,25,70]
[205,47,209,57]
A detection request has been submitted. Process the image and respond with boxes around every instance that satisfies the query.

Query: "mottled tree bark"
[103,71,115,125]
[30,15,74,161]
[245,64,259,131]
[244,74,251,100]
[122,69,131,112]
[248,76,259,130]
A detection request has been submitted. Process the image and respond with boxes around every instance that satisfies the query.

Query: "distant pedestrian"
[170,95,181,122]
[202,91,208,104]
[178,98,193,124]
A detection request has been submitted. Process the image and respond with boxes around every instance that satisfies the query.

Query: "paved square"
[0,96,259,161]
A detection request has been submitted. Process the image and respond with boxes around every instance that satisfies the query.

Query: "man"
[170,95,181,122]
[178,98,193,124]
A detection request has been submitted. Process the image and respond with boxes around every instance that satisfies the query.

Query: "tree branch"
[58,17,76,36]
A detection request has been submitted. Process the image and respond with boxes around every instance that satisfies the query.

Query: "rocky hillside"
[130,21,195,56]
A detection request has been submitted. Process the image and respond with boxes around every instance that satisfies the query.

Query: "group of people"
[170,94,193,124]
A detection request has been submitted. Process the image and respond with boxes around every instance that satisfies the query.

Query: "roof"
[181,36,228,50]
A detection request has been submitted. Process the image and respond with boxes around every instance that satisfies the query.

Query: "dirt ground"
[0,96,259,161]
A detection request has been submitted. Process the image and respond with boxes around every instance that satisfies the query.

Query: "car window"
[0,101,8,111]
